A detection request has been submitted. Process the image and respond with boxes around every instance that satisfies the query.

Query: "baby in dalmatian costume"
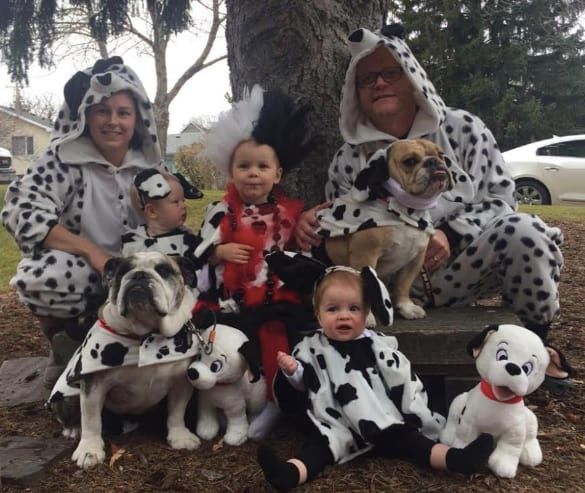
[257,252,494,491]
[121,169,201,286]
[298,25,566,359]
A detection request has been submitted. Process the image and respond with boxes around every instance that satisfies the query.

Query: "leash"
[420,266,436,307]
[186,315,217,355]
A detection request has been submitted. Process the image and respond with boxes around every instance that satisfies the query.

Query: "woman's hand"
[424,229,451,273]
[294,201,331,251]
[214,243,254,264]
[277,351,298,376]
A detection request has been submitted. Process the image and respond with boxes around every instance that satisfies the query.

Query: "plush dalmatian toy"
[441,324,569,478]
[186,319,266,446]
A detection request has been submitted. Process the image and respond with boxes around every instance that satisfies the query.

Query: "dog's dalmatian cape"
[327,27,564,328]
[317,146,435,239]
[1,59,164,318]
[121,225,201,260]
[290,329,444,464]
[48,319,199,402]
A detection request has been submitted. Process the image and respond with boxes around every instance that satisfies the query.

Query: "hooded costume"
[326,25,564,335]
[2,57,163,318]
[120,169,201,271]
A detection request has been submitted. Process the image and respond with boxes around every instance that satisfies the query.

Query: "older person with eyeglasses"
[295,24,571,387]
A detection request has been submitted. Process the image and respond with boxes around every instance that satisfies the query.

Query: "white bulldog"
[441,324,564,478]
[48,252,201,468]
[187,323,266,446]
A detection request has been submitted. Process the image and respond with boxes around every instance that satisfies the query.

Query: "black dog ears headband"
[134,169,171,208]
[265,251,394,327]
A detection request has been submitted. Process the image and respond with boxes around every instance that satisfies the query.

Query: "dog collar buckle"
[186,319,216,355]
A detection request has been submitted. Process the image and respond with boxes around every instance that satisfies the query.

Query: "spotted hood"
[339,26,447,145]
[51,56,161,167]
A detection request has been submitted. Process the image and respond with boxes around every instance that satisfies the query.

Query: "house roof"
[166,131,205,155]
[0,105,52,131]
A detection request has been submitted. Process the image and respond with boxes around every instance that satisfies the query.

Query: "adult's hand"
[424,229,451,273]
[294,201,331,251]
[214,243,254,264]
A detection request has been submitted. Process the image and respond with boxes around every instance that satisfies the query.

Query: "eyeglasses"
[356,67,404,88]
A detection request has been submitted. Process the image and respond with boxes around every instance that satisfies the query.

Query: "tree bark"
[225,0,388,206]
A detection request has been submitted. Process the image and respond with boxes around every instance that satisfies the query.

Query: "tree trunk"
[225,0,388,206]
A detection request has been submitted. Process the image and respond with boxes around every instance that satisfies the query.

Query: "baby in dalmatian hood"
[257,252,495,492]
[121,169,202,287]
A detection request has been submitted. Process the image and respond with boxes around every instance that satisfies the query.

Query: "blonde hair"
[313,270,369,314]
[129,170,180,219]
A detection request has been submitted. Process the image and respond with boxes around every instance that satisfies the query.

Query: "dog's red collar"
[99,319,143,341]
[480,379,523,404]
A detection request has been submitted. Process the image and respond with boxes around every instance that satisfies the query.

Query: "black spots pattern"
[100,342,128,366]
[317,354,327,369]
[358,419,381,442]
[326,407,342,419]
[334,383,358,406]
[332,204,347,221]
[302,361,321,394]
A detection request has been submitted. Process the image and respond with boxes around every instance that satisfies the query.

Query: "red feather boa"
[219,183,303,306]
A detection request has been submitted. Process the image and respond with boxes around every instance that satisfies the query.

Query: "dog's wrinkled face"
[388,139,452,198]
[186,325,249,390]
[475,324,549,400]
[103,252,189,335]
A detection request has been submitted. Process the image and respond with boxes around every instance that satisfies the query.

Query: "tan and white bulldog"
[319,139,452,319]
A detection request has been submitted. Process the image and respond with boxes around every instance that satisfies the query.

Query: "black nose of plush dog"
[187,367,199,380]
[505,362,522,376]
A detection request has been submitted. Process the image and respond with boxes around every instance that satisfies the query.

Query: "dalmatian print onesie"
[1,59,163,318]
[326,28,563,335]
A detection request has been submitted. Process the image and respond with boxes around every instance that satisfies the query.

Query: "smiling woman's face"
[356,46,417,130]
[86,90,137,166]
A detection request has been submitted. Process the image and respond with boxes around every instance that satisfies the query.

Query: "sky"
[0,7,231,134]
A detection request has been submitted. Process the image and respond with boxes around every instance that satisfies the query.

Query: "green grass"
[1,183,584,294]
[0,184,223,293]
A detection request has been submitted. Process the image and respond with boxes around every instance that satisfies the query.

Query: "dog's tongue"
[492,384,517,401]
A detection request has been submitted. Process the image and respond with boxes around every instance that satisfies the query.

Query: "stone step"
[0,357,50,407]
[382,305,518,375]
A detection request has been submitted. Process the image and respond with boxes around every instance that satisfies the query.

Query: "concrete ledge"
[381,306,518,375]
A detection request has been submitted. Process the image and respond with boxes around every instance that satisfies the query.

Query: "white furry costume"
[291,329,444,463]
[326,26,563,330]
[1,57,163,318]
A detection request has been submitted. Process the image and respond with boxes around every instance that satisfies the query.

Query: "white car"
[502,134,585,205]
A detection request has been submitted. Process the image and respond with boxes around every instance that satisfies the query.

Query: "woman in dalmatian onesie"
[1,57,164,385]
[258,253,494,491]
[296,25,567,376]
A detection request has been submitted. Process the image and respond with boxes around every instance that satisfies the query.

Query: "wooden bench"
[382,305,519,414]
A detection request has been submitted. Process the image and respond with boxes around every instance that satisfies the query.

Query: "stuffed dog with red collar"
[187,319,266,446]
[440,324,570,478]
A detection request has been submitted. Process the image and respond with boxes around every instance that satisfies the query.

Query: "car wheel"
[514,179,551,205]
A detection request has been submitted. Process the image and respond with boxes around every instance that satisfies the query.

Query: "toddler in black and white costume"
[121,169,201,281]
[258,252,495,491]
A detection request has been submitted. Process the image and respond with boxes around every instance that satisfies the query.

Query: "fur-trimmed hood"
[339,26,447,145]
